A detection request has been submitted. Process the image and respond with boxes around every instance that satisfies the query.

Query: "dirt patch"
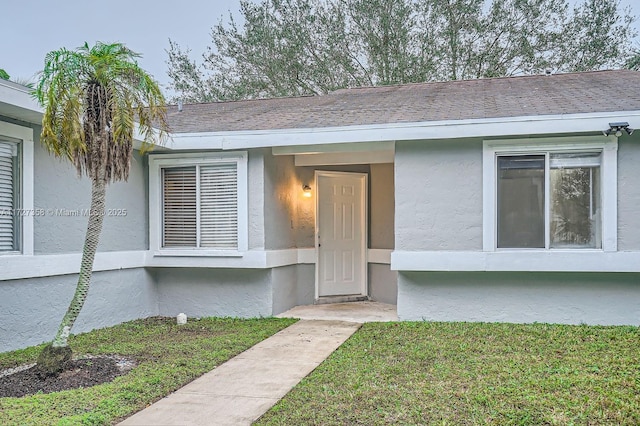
[0,355,136,398]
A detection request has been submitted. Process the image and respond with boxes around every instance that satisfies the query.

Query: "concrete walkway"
[119,319,361,426]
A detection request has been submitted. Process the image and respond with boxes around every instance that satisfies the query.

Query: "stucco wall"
[2,263,315,353]
[370,163,394,249]
[295,264,315,305]
[395,139,483,251]
[0,268,157,353]
[368,163,397,302]
[153,268,273,318]
[248,149,266,250]
[34,142,148,254]
[264,153,297,250]
[270,265,315,315]
[397,271,640,325]
[617,136,640,250]
[368,263,397,304]
[271,265,298,315]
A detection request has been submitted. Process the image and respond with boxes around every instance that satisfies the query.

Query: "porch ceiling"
[273,141,394,166]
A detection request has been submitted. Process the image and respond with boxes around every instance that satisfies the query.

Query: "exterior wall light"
[603,122,634,137]
[302,184,312,198]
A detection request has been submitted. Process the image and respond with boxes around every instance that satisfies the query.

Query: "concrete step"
[314,295,369,305]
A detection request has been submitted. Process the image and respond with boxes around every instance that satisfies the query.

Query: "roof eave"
[162,110,640,151]
[0,80,42,124]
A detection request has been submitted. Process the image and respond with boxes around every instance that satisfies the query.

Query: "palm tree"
[34,42,168,375]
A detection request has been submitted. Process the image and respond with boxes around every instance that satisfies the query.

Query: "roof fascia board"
[0,80,43,124]
[167,110,640,151]
[0,80,40,111]
[166,132,223,150]
[132,123,175,151]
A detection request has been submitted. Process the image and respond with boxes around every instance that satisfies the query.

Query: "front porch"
[266,141,397,308]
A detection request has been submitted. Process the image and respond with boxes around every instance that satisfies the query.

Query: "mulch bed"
[0,356,136,398]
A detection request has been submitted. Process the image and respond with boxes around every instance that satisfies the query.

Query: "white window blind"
[162,167,197,247]
[162,162,239,250]
[200,163,238,249]
[0,141,16,251]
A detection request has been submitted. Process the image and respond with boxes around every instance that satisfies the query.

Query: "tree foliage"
[167,0,637,102]
[628,49,640,70]
[0,69,9,80]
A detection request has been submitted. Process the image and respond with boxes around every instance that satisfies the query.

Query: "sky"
[1,0,639,94]
[0,0,243,91]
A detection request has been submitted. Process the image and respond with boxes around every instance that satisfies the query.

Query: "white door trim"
[314,171,368,299]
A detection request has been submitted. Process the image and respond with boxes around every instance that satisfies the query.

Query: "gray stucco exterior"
[368,263,398,305]
[617,136,640,250]
[0,268,157,352]
[368,163,397,304]
[394,133,640,325]
[271,265,315,315]
[0,264,316,353]
[248,149,266,250]
[370,163,395,250]
[153,268,273,318]
[398,271,640,324]
[395,138,483,251]
[264,153,297,250]
[34,142,149,254]
[0,115,150,255]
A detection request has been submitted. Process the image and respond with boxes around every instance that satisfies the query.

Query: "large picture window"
[150,152,248,255]
[483,137,616,252]
[0,140,20,252]
[497,152,601,249]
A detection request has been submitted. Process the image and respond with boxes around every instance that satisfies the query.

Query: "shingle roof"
[166,70,640,133]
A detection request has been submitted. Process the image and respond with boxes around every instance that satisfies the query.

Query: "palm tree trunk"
[52,175,107,348]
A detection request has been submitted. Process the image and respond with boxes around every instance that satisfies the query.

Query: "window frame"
[483,136,617,252]
[149,151,248,256]
[0,121,33,256]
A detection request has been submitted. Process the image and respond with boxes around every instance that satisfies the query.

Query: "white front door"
[316,171,367,297]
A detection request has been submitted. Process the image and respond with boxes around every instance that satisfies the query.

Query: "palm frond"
[34,41,168,183]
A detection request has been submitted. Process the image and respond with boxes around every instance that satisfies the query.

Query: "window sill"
[0,251,23,256]
[152,249,244,258]
[494,248,605,252]
[391,250,640,273]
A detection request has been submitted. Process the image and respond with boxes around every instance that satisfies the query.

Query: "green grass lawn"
[257,322,640,425]
[0,317,296,425]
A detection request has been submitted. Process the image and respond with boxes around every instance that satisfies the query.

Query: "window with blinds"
[0,141,19,252]
[162,162,238,250]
